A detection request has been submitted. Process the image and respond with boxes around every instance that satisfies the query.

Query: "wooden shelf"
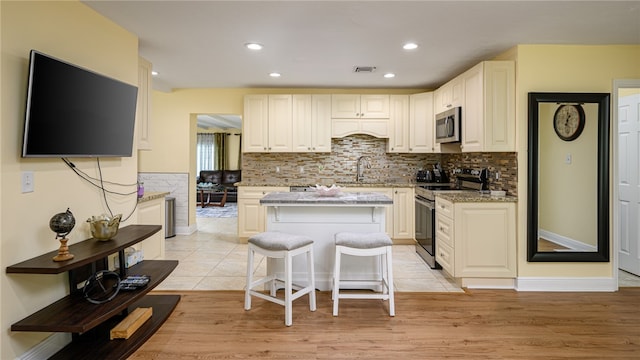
[6,225,162,274]
[49,294,180,360]
[6,224,179,359]
[10,260,177,333]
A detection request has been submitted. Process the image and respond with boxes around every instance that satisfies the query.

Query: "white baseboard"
[18,333,71,360]
[538,229,597,252]
[516,277,617,292]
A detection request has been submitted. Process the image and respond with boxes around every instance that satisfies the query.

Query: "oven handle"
[415,197,434,211]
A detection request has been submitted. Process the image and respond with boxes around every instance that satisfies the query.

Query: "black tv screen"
[22,50,138,157]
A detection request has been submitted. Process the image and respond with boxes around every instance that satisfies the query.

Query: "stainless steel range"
[414,168,488,268]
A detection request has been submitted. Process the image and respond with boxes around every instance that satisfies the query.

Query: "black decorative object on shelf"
[50,208,75,262]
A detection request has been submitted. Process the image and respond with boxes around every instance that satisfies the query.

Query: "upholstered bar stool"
[244,231,316,326]
[332,232,395,317]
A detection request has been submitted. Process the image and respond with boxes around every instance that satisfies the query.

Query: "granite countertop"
[260,191,393,205]
[436,191,518,203]
[236,181,415,188]
[138,191,170,203]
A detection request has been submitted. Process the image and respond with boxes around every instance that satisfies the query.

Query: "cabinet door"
[137,198,165,260]
[237,187,289,240]
[461,63,484,153]
[360,95,390,118]
[311,94,332,152]
[388,95,409,153]
[454,202,516,277]
[268,95,292,152]
[483,61,515,152]
[409,92,435,153]
[393,187,414,239]
[243,95,269,152]
[331,94,360,118]
[292,94,313,152]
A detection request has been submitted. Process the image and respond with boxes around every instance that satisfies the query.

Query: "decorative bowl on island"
[313,184,342,197]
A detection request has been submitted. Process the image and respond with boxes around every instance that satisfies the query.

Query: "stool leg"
[386,247,395,317]
[244,246,254,310]
[284,251,293,326]
[307,246,317,312]
[332,246,342,316]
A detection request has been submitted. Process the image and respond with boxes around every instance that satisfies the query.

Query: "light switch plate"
[22,171,34,193]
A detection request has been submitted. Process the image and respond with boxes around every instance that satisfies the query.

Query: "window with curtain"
[196,133,214,175]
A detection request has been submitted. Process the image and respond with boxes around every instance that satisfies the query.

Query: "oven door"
[415,196,440,269]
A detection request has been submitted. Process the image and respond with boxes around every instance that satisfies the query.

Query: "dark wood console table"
[6,225,179,360]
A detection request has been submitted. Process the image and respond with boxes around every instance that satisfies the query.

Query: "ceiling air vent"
[353,66,377,73]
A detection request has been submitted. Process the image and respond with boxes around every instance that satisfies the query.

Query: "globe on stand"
[50,208,76,262]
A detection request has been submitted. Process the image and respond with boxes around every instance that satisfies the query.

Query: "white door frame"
[613,79,640,289]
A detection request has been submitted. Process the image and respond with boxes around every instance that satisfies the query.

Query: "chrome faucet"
[356,156,372,182]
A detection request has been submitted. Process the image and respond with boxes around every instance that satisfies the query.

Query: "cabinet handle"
[308,147,311,150]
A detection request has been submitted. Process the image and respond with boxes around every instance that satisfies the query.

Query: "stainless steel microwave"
[435,107,461,143]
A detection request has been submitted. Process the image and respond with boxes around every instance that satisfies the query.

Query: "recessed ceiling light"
[245,43,263,50]
[151,71,159,76]
[403,43,418,50]
[384,73,396,78]
[269,72,281,78]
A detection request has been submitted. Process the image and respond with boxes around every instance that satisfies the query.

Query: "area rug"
[196,203,237,218]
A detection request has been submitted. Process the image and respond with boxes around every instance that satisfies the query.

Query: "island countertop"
[260,191,393,206]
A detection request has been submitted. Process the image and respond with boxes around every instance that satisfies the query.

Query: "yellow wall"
[516,45,640,277]
[1,1,139,357]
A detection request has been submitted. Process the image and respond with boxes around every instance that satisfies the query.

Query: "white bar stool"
[244,231,316,326]
[332,232,395,317]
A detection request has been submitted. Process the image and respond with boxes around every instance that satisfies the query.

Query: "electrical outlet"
[22,171,34,193]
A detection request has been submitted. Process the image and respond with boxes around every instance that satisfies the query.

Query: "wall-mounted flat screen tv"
[22,50,138,157]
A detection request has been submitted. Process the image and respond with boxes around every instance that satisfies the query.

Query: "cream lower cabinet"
[341,187,414,242]
[435,197,516,279]
[237,186,289,240]
[137,196,166,260]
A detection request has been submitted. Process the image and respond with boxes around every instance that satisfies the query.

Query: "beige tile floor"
[155,216,464,292]
[156,216,640,291]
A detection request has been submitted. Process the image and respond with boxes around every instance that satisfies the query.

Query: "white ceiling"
[82,1,640,129]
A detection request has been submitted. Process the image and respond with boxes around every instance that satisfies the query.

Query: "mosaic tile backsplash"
[241,135,517,195]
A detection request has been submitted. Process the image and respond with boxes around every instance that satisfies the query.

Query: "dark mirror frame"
[527,92,610,262]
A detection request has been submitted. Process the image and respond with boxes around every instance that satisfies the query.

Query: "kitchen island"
[260,191,393,290]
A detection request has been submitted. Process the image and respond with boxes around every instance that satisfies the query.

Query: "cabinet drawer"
[435,213,454,248]
[238,186,288,199]
[436,241,454,276]
[435,197,454,218]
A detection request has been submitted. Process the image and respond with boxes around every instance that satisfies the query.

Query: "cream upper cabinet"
[408,92,437,153]
[387,95,409,153]
[243,95,269,152]
[460,61,515,152]
[243,95,292,152]
[267,95,293,152]
[433,76,463,115]
[237,186,289,240]
[436,197,516,279]
[137,57,152,150]
[292,94,332,152]
[331,94,390,119]
[332,94,390,138]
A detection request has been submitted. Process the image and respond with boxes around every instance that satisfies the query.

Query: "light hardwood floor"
[134,288,640,359]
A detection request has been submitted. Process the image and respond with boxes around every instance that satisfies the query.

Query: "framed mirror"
[528,92,610,262]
